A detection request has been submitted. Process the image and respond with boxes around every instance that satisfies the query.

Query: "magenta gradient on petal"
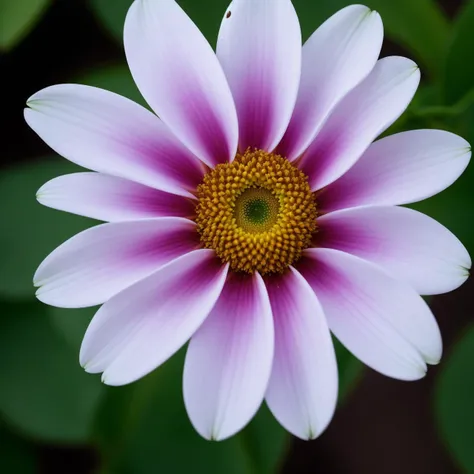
[318,129,472,212]
[37,172,196,222]
[34,218,200,308]
[265,269,338,440]
[277,5,383,160]
[124,0,238,167]
[217,0,302,153]
[297,249,442,380]
[316,206,471,295]
[24,84,205,197]
[183,272,274,440]
[298,56,420,191]
[80,249,229,386]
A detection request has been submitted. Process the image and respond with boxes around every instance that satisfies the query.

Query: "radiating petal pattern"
[34,218,199,308]
[278,5,383,160]
[319,130,471,211]
[80,250,228,385]
[317,206,471,295]
[217,0,301,152]
[299,56,420,191]
[124,0,238,166]
[25,84,204,197]
[297,249,442,380]
[37,172,196,222]
[265,269,338,440]
[183,272,273,440]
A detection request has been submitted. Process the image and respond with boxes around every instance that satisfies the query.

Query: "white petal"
[265,268,338,440]
[37,173,195,222]
[124,0,238,166]
[319,130,471,211]
[297,249,442,379]
[183,272,273,440]
[278,5,383,160]
[34,218,199,308]
[317,206,471,295]
[25,84,204,197]
[299,56,420,191]
[80,250,228,385]
[217,0,301,152]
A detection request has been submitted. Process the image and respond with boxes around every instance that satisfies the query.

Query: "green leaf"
[96,352,253,474]
[334,339,363,402]
[0,158,93,299]
[366,0,449,78]
[89,0,448,77]
[90,0,450,79]
[444,1,474,105]
[410,166,474,257]
[235,405,289,474]
[0,300,103,443]
[89,0,225,45]
[0,0,50,51]
[49,306,96,351]
[93,350,287,474]
[94,337,363,474]
[409,103,474,256]
[77,64,147,108]
[0,422,36,473]
[87,0,131,43]
[435,324,474,473]
[295,0,449,77]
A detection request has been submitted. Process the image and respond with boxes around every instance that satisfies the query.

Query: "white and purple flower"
[25,0,471,441]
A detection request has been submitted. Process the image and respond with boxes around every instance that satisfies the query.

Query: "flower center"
[195,149,317,275]
[235,187,279,232]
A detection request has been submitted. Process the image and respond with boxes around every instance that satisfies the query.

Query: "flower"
[25,0,471,441]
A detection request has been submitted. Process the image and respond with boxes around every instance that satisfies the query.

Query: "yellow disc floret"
[195,149,317,275]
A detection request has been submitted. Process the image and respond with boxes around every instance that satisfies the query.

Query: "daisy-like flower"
[26,0,471,441]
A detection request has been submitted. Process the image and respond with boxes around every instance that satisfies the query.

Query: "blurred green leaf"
[77,63,147,108]
[0,0,50,51]
[0,300,103,443]
[88,0,130,42]
[295,0,449,77]
[89,0,224,45]
[367,0,449,78]
[0,158,93,299]
[410,164,474,255]
[89,0,448,77]
[444,1,474,105]
[49,306,96,351]
[90,0,449,73]
[410,103,474,255]
[94,338,362,473]
[0,421,36,473]
[236,405,289,474]
[334,339,363,401]
[96,352,257,474]
[435,324,474,473]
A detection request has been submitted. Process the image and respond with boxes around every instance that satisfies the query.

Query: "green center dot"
[234,187,280,233]
[244,199,270,224]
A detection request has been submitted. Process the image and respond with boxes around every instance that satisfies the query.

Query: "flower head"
[26,0,471,441]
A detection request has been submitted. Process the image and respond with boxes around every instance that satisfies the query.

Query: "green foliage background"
[1,0,473,472]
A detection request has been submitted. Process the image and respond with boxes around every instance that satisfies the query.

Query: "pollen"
[195,149,317,275]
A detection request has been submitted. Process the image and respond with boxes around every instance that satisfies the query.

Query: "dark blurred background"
[1,0,474,473]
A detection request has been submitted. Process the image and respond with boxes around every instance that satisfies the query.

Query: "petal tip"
[79,352,90,371]
[25,94,42,109]
[306,426,318,441]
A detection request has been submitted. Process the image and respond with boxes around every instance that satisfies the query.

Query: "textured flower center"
[195,149,317,275]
